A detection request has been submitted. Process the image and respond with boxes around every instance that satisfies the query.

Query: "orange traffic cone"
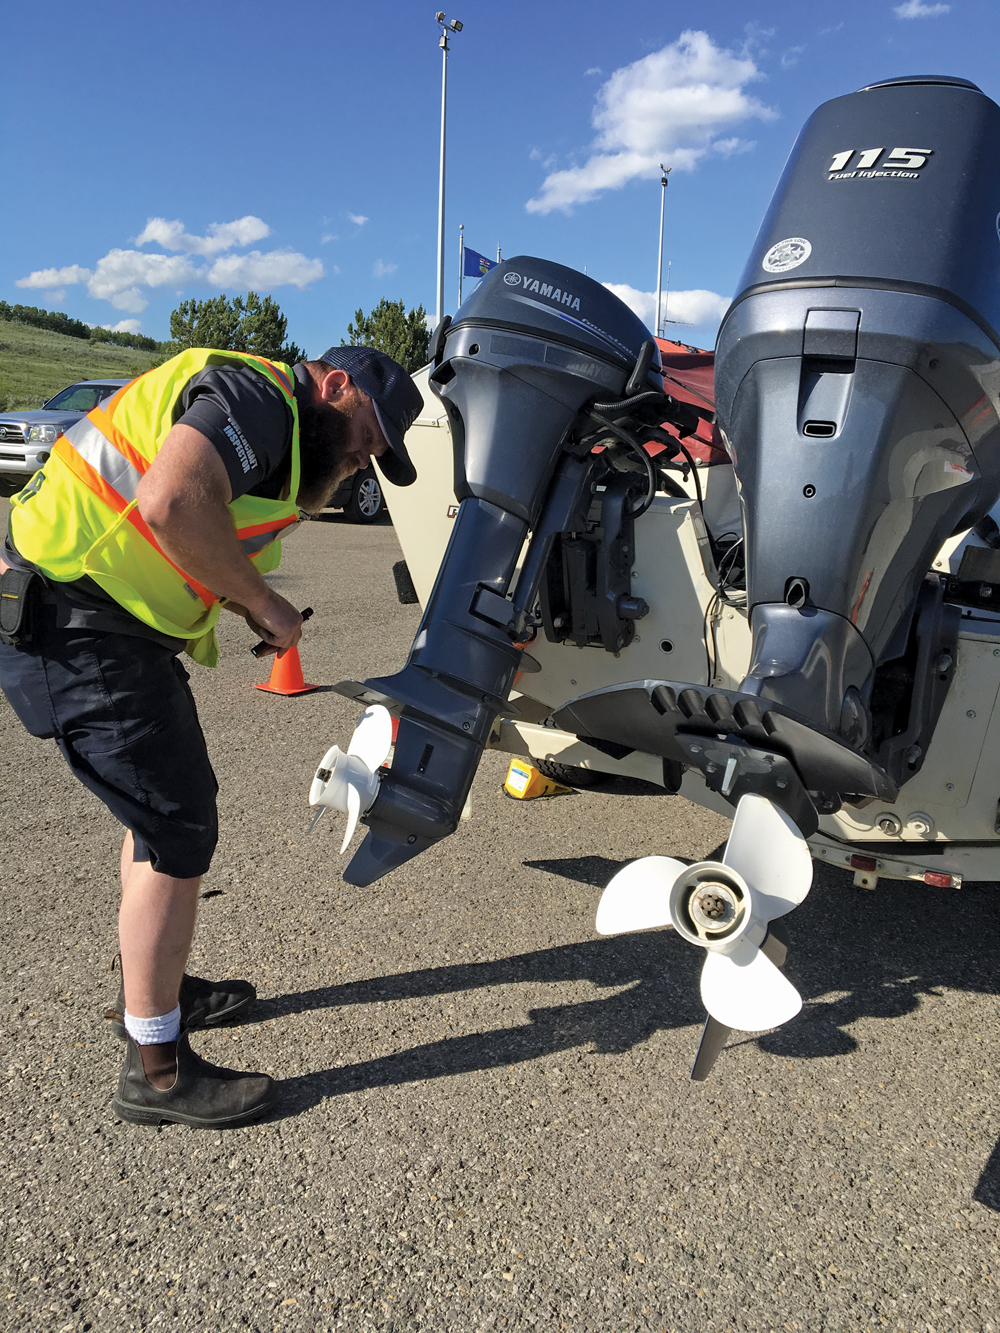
[255,645,321,696]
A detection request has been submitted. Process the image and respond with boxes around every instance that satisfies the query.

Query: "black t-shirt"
[174,364,302,500]
[4,362,309,646]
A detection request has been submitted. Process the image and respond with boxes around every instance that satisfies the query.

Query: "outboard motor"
[337,259,687,885]
[551,75,1000,837]
[703,75,1000,807]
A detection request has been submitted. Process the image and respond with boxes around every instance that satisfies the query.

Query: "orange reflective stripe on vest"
[52,433,133,518]
[89,403,151,477]
[62,405,298,561]
[238,516,300,555]
[63,413,146,504]
[242,356,294,396]
[54,415,222,610]
[52,434,218,607]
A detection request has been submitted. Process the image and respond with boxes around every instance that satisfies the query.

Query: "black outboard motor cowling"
[715,75,1000,754]
[339,259,660,885]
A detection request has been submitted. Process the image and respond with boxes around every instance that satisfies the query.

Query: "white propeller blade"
[347,705,394,772]
[595,857,686,936]
[340,783,362,855]
[700,938,803,1031]
[593,793,814,1045]
[308,705,394,851]
[723,793,812,919]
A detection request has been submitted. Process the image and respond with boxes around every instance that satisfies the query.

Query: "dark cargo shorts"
[0,602,218,879]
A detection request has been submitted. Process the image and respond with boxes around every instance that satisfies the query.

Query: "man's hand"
[240,592,303,657]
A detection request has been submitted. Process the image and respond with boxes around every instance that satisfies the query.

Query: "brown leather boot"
[113,1031,276,1128]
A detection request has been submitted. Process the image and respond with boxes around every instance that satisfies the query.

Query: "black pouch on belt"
[0,567,42,646]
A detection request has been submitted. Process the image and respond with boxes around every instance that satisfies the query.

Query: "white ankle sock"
[124,1005,181,1046]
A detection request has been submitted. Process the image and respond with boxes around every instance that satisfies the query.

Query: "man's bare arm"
[136,424,302,652]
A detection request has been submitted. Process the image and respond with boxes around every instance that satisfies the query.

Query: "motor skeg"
[339,260,659,886]
[715,76,1000,766]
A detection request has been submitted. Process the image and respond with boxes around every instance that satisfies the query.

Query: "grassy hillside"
[0,319,165,410]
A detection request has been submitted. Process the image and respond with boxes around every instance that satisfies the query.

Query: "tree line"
[2,292,431,375]
[0,300,166,352]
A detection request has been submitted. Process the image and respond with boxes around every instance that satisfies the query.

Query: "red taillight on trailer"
[923,870,955,888]
[850,854,878,872]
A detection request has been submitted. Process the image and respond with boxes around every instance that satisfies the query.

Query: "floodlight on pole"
[655,164,671,338]
[435,12,462,329]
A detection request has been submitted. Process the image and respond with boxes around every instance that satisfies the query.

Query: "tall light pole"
[458,222,465,309]
[654,164,671,338]
[435,11,463,328]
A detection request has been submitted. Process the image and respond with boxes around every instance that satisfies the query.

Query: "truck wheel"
[535,759,603,788]
[347,470,384,524]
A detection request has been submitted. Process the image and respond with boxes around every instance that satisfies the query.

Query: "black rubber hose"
[586,410,657,518]
[590,389,666,414]
[672,438,704,510]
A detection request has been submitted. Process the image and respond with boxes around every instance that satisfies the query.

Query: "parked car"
[0,379,129,495]
[326,463,386,524]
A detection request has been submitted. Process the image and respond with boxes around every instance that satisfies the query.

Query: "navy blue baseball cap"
[316,345,422,486]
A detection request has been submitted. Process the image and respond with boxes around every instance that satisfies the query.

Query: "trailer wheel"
[534,759,603,788]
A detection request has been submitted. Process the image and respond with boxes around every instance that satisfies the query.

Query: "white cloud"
[87,250,201,312]
[742,21,774,52]
[781,45,805,68]
[320,232,339,244]
[529,147,558,169]
[585,66,602,76]
[712,136,755,156]
[45,289,66,303]
[16,263,92,290]
[99,319,142,334]
[526,30,776,213]
[348,213,369,226]
[207,249,324,290]
[373,259,398,278]
[894,0,950,15]
[602,282,730,330]
[135,215,271,256]
[18,219,325,316]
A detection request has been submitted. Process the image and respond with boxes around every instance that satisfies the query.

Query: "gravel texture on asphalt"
[2,510,999,1333]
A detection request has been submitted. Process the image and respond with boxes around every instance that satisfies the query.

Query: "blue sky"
[3,0,996,354]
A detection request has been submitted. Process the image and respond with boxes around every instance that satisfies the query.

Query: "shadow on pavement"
[256,862,1000,1207]
[264,933,704,1117]
[522,855,628,887]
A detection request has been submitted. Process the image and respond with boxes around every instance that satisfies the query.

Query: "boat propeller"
[308,705,394,852]
[595,794,813,1079]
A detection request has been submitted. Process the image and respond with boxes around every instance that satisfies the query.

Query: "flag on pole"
[463,247,497,278]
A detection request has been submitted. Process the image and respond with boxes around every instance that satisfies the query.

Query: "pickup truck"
[0,378,128,495]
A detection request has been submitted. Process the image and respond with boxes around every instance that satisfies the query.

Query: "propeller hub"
[669,862,750,947]
[690,882,738,930]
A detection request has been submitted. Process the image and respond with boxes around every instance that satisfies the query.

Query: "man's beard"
[296,396,361,512]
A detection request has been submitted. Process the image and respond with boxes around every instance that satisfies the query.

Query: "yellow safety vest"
[9,349,302,667]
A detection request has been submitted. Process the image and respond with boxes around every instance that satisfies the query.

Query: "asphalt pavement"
[2,508,1000,1333]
